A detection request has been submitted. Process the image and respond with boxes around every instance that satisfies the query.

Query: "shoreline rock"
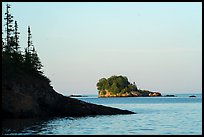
[189,95,196,97]
[98,90,161,98]
[68,94,88,97]
[2,72,135,119]
[163,94,176,97]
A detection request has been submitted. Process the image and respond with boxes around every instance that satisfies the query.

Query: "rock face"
[2,71,135,119]
[98,90,161,97]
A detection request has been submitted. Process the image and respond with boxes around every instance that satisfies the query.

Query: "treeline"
[2,4,43,75]
[96,75,138,95]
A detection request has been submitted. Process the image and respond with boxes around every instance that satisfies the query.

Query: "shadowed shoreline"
[2,65,135,119]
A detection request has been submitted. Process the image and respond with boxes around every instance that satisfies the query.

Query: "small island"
[97,75,161,97]
[189,95,196,98]
[68,94,88,97]
[163,94,176,97]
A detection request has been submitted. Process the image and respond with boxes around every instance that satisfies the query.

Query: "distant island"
[163,94,176,97]
[97,75,161,97]
[68,94,88,97]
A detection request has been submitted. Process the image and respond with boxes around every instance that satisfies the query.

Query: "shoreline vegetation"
[2,4,135,119]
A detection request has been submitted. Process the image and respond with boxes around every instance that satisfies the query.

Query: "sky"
[2,2,202,95]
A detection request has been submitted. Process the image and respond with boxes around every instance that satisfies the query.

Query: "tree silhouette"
[12,20,24,66]
[2,4,45,78]
[14,21,20,53]
[24,26,43,73]
[3,4,14,54]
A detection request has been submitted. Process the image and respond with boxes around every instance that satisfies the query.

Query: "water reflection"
[2,117,72,135]
[2,116,102,135]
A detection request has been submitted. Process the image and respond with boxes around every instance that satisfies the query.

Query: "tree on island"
[97,75,138,95]
[97,75,161,97]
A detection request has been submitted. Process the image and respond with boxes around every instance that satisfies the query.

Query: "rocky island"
[97,75,161,97]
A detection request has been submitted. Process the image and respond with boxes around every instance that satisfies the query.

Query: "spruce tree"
[2,4,44,77]
[24,26,33,71]
[24,26,43,73]
[4,4,14,54]
[31,47,43,73]
[12,20,24,66]
[14,21,20,53]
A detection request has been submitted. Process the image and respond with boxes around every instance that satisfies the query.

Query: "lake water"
[2,93,202,135]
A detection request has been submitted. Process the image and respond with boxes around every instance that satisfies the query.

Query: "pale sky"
[2,2,202,95]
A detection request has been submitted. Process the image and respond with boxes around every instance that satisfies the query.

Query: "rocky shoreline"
[2,71,135,119]
[98,90,161,98]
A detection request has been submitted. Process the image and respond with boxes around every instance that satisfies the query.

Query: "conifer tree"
[24,26,33,71]
[12,20,24,66]
[4,4,14,53]
[24,47,32,70]
[14,21,20,53]
[24,26,43,73]
[2,4,44,76]
[31,47,43,72]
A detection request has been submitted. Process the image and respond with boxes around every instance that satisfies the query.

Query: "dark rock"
[68,94,88,97]
[99,89,162,97]
[163,95,176,97]
[2,71,135,119]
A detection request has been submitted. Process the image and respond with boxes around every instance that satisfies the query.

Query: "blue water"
[2,93,202,135]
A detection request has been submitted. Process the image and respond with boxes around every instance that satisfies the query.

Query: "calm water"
[2,93,202,135]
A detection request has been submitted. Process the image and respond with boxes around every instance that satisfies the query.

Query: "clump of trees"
[2,4,43,75]
[96,75,138,95]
